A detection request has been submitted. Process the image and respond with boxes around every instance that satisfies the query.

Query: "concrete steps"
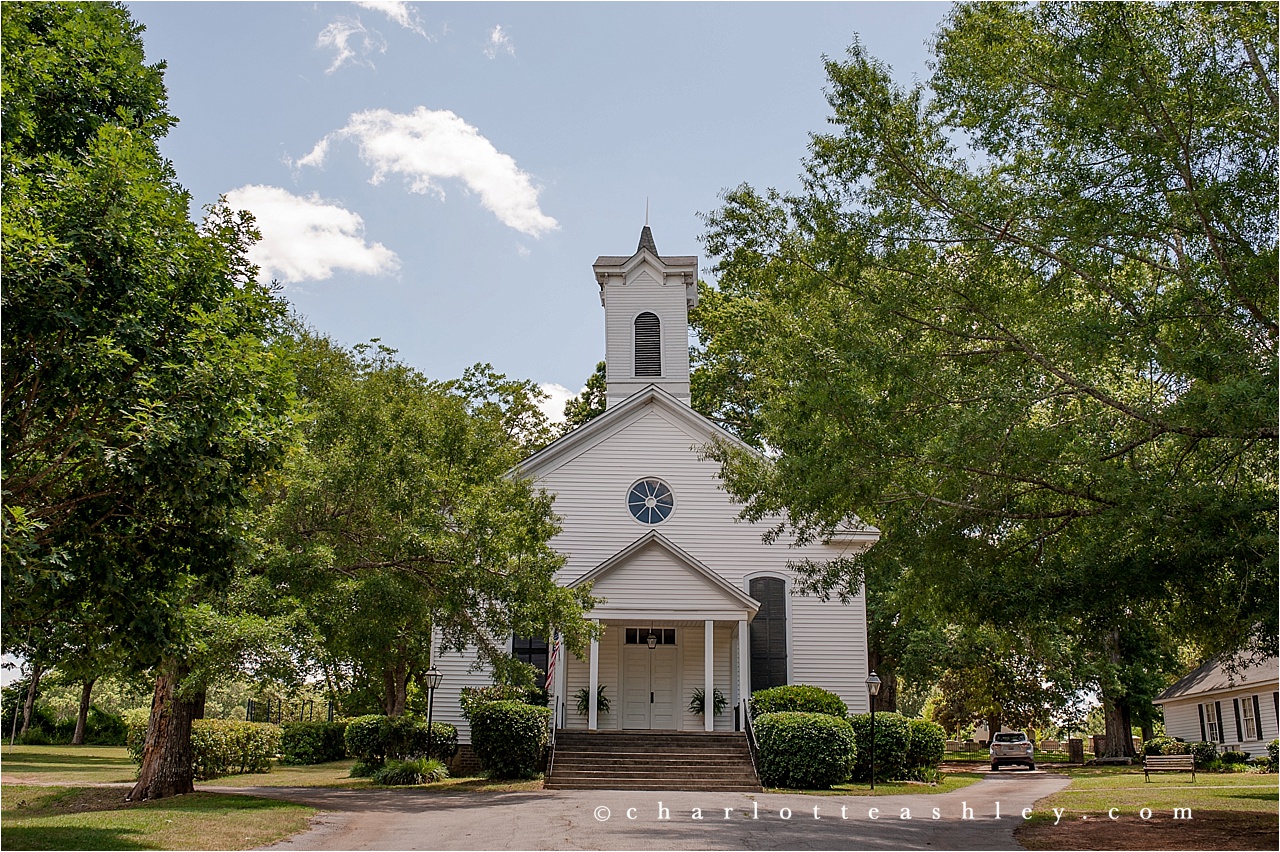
[546,730,761,792]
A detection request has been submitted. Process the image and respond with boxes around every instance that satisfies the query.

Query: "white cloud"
[484,25,515,59]
[299,107,558,237]
[353,1,428,37]
[537,383,577,424]
[225,185,400,284]
[317,17,387,74]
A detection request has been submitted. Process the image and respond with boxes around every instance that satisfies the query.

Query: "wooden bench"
[1143,754,1195,782]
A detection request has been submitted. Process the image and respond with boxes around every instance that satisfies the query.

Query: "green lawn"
[1,785,314,851]
[1033,765,1278,815]
[2,746,137,785]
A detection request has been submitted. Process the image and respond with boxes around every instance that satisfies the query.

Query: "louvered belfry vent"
[634,312,661,377]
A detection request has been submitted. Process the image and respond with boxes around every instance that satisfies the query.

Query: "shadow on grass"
[3,752,134,769]
[0,826,157,851]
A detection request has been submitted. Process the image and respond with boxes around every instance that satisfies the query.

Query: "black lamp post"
[425,665,443,759]
[866,671,881,792]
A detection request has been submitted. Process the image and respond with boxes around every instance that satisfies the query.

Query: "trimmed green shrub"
[84,706,128,746]
[1141,736,1188,757]
[750,685,847,720]
[343,715,457,768]
[1187,741,1219,768]
[459,684,545,720]
[470,700,550,779]
[1268,739,1278,764]
[127,714,280,780]
[906,719,946,770]
[280,721,349,765]
[755,711,856,789]
[371,757,449,786]
[1220,749,1249,765]
[849,711,911,782]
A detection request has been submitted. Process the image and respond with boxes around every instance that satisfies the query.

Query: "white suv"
[989,731,1036,771]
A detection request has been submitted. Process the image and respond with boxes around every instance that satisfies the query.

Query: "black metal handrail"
[741,698,761,784]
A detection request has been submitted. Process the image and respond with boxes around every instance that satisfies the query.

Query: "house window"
[634,312,661,377]
[1200,702,1221,742]
[625,627,676,645]
[749,577,788,690]
[628,478,674,525]
[512,634,549,680]
[1241,697,1258,741]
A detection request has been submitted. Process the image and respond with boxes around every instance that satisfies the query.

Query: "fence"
[245,698,337,724]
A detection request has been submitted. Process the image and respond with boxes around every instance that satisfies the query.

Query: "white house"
[1153,654,1279,754]
[432,226,879,743]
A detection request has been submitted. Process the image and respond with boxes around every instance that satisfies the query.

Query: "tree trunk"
[1140,719,1154,744]
[383,659,408,716]
[1098,628,1137,759]
[72,677,97,745]
[985,712,1001,746]
[129,658,197,800]
[192,687,207,720]
[20,661,44,736]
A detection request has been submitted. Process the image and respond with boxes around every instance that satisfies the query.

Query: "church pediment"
[571,531,760,619]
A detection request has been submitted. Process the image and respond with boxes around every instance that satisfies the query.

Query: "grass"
[1,785,314,851]
[2,746,137,785]
[1031,764,1278,815]
[767,771,983,796]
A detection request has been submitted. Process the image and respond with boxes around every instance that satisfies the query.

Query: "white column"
[555,636,568,730]
[588,620,600,731]
[738,616,750,714]
[704,619,715,732]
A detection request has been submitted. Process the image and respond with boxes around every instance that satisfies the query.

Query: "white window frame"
[1241,696,1258,741]
[1202,702,1220,742]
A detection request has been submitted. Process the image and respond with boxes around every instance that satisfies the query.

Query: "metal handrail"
[741,698,761,784]
[546,696,560,778]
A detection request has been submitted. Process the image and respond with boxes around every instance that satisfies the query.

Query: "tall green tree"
[693,2,1276,757]
[562,361,608,432]
[262,335,597,716]
[2,2,296,796]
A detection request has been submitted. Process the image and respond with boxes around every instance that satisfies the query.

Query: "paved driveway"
[226,770,1070,851]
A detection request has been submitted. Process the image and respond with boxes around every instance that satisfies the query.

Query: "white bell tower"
[592,225,698,408]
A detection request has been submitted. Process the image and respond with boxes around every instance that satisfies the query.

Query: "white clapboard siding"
[588,542,746,611]
[1159,689,1280,754]
[604,264,692,404]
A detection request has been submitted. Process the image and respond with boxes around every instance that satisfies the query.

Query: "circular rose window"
[627,478,674,525]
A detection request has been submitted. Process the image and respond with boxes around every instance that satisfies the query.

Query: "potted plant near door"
[574,685,610,716]
[689,687,728,717]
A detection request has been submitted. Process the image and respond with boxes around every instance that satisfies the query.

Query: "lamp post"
[866,671,881,792]
[425,665,443,760]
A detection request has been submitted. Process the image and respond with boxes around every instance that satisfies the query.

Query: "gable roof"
[570,529,761,614]
[1154,653,1279,703]
[516,384,759,480]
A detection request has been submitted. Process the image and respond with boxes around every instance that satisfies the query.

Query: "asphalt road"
[228,769,1071,851]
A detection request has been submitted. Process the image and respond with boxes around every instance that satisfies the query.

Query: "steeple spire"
[637,223,658,255]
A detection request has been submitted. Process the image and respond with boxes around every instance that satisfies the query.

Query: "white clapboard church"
[434,226,879,753]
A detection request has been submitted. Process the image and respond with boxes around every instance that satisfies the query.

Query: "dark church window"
[749,577,788,690]
[512,634,549,680]
[634,312,661,377]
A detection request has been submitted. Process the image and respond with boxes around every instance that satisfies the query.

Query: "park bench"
[1143,753,1195,782]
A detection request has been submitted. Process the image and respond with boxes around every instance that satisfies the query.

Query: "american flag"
[545,632,560,692]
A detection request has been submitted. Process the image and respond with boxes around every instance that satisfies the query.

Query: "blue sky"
[124,1,951,420]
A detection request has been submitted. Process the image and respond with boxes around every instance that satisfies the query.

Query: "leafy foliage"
[279,721,349,765]
[1141,736,1188,757]
[341,714,456,768]
[693,1,1277,756]
[688,687,728,717]
[126,715,280,780]
[1188,740,1220,768]
[459,684,543,721]
[849,712,911,782]
[2,1,297,664]
[260,336,596,716]
[754,711,856,789]
[561,361,608,431]
[469,700,550,779]
[371,757,449,786]
[750,685,847,719]
[574,685,610,716]
[905,719,946,771]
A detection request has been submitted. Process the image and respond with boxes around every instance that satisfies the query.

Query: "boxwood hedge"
[126,715,281,780]
[849,711,910,782]
[470,700,551,779]
[343,714,457,768]
[754,711,856,789]
[750,685,848,720]
[280,720,349,765]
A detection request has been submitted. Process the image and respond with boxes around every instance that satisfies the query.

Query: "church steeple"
[593,225,698,408]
